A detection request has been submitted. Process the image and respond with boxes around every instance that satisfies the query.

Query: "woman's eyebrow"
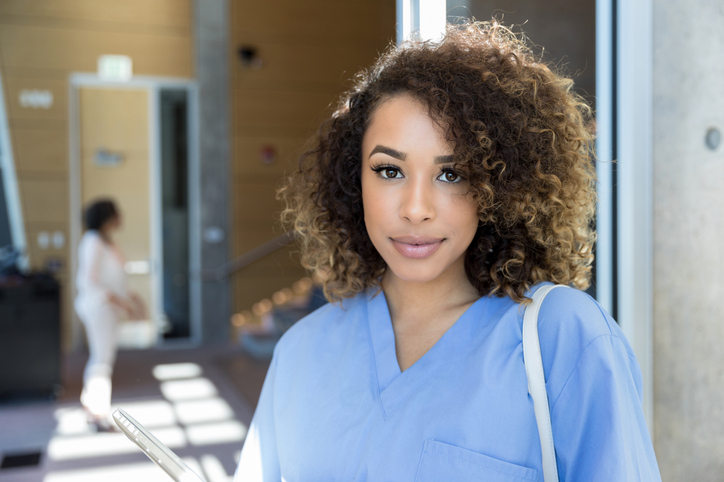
[369,145,406,160]
[369,146,454,165]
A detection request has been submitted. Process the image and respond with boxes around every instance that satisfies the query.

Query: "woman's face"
[103,213,122,233]
[361,94,479,286]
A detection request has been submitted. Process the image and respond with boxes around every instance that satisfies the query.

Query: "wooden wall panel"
[229,0,395,314]
[18,178,69,224]
[234,135,306,177]
[12,127,68,173]
[0,25,192,77]
[0,0,191,28]
[233,88,337,137]
[7,118,65,131]
[234,181,284,225]
[232,0,394,47]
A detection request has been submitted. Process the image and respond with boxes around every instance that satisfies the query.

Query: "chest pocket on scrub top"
[414,440,540,482]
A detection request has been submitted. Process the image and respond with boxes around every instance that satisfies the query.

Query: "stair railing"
[199,231,296,281]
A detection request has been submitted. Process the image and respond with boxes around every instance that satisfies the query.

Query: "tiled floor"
[0,345,270,482]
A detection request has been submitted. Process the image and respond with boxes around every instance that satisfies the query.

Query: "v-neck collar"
[366,289,513,418]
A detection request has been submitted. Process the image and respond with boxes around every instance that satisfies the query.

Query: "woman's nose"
[399,179,435,224]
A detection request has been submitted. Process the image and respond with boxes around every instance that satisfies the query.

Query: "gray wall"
[653,1,724,479]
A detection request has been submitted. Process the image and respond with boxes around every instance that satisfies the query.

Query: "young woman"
[235,22,661,481]
[75,199,142,431]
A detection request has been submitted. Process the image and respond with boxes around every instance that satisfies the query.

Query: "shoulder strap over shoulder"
[523,284,566,482]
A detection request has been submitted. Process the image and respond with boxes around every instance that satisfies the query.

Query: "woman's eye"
[379,167,401,179]
[438,170,462,183]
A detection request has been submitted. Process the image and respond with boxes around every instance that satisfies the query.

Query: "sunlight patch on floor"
[175,398,234,424]
[54,399,177,436]
[47,427,187,460]
[42,457,204,482]
[160,378,218,401]
[153,363,203,381]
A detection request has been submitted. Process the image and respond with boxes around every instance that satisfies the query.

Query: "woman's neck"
[381,258,479,335]
[96,228,112,244]
[381,258,480,371]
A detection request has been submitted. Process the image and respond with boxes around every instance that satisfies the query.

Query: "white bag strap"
[523,284,565,482]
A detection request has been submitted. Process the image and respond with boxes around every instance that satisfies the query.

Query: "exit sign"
[97,55,133,81]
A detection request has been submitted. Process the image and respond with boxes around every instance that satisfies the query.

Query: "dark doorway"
[159,89,191,338]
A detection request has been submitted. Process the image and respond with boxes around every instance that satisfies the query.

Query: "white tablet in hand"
[113,408,206,482]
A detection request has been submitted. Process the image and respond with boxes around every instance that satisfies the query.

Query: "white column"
[616,0,654,434]
[595,0,613,316]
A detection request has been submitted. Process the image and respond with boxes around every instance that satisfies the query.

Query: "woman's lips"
[390,236,444,259]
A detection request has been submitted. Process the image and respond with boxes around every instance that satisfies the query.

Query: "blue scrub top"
[234,283,661,481]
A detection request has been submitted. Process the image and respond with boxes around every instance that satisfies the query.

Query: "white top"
[75,230,127,309]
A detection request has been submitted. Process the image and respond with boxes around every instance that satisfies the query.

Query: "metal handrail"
[201,231,296,281]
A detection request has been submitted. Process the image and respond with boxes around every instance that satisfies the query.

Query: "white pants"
[76,299,120,417]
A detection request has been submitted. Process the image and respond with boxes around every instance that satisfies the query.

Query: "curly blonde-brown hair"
[279,20,596,303]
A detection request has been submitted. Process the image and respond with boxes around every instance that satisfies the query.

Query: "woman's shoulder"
[535,283,623,347]
[79,230,104,250]
[530,284,640,399]
[81,230,103,244]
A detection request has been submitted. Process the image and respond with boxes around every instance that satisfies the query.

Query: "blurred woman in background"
[75,199,144,431]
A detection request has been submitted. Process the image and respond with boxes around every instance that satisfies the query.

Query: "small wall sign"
[94,148,123,166]
[19,90,53,109]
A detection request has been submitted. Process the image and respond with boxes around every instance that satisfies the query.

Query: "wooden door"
[78,87,154,328]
